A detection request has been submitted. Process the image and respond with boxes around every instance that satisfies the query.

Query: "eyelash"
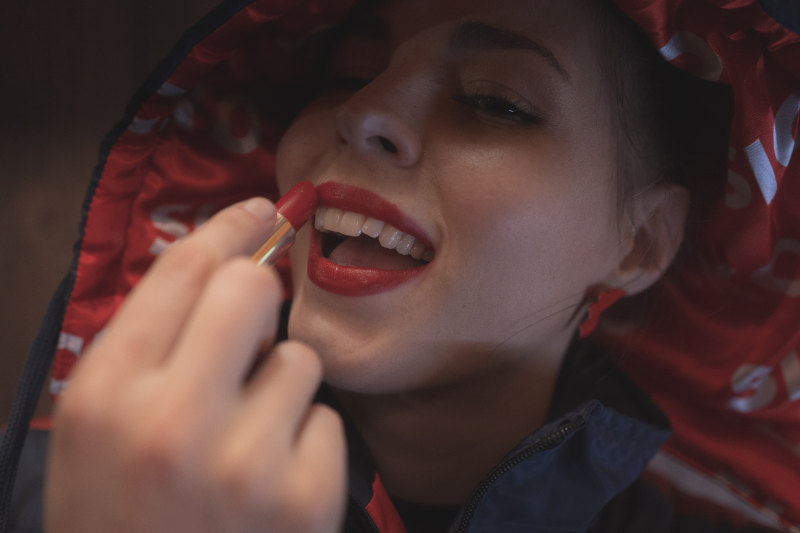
[320,75,544,125]
[452,93,542,124]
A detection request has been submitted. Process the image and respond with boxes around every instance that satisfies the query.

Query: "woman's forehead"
[368,0,604,81]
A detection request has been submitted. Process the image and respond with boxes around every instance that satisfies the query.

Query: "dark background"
[0,0,220,423]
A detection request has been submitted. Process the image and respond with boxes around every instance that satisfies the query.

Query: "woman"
[2,0,796,531]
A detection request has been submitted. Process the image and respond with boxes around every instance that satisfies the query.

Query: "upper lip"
[315,182,434,250]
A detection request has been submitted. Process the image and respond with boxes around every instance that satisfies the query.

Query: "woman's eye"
[453,91,543,125]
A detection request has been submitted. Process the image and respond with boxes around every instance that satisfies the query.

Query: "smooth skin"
[45,198,347,533]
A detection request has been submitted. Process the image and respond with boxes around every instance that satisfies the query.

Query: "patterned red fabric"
[609,1,800,528]
[50,0,355,394]
[49,0,799,528]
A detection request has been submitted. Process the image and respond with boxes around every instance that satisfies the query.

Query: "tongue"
[328,235,425,270]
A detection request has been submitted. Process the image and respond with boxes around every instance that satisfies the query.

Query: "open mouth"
[305,181,435,296]
[315,206,435,270]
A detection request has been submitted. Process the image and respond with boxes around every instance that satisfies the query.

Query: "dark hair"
[585,1,734,331]
[591,1,733,234]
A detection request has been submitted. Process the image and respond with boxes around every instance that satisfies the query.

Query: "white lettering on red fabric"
[774,91,800,167]
[51,332,85,396]
[212,94,261,154]
[149,204,215,256]
[128,116,160,135]
[729,364,776,412]
[149,204,191,256]
[729,351,800,412]
[157,81,187,99]
[744,139,779,205]
[659,31,723,82]
[57,332,83,356]
[743,91,799,205]
[173,100,194,130]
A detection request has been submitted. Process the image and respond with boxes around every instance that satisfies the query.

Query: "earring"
[578,288,626,339]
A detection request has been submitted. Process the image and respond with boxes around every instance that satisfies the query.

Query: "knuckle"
[110,333,158,366]
[312,404,346,440]
[211,447,285,511]
[280,341,324,384]
[124,400,201,479]
[132,425,195,486]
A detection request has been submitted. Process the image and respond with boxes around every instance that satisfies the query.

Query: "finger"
[83,198,277,378]
[238,341,325,442]
[295,404,346,465]
[166,257,284,394]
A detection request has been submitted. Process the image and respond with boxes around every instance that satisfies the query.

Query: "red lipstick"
[307,182,431,296]
[316,182,432,248]
[251,181,318,266]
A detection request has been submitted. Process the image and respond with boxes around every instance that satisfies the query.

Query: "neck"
[332,351,565,506]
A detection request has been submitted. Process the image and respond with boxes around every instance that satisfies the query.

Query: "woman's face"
[276,0,627,394]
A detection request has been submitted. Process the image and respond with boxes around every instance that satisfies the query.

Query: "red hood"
[48,0,800,527]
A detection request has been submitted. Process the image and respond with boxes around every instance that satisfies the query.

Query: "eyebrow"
[448,21,571,82]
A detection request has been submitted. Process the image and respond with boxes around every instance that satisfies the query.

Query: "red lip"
[307,231,427,296]
[316,182,432,248]
[306,182,431,297]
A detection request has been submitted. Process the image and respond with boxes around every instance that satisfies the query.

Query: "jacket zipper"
[453,417,586,533]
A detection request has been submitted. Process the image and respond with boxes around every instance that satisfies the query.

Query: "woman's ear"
[614,182,690,295]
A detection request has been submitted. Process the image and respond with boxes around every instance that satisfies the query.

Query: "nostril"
[336,106,420,165]
[376,136,398,154]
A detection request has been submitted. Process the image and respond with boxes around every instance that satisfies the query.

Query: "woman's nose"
[334,83,423,168]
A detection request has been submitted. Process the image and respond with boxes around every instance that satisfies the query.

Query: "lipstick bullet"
[251,181,318,266]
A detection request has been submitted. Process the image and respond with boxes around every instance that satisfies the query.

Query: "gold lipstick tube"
[251,213,296,266]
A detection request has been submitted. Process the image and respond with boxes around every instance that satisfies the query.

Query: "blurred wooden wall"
[0,0,220,423]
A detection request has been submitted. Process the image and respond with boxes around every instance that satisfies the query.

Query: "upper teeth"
[315,206,434,262]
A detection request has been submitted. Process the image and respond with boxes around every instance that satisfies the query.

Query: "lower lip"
[306,229,428,296]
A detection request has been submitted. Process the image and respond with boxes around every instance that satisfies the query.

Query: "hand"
[45,198,347,533]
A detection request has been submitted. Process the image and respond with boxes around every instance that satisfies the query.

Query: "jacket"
[339,341,674,532]
[1,1,799,531]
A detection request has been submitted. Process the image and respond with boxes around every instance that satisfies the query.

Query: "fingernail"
[242,197,276,222]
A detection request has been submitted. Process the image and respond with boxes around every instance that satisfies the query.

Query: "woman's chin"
[320,354,413,396]
[286,320,384,393]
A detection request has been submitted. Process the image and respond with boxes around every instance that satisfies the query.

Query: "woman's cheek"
[275,111,331,191]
